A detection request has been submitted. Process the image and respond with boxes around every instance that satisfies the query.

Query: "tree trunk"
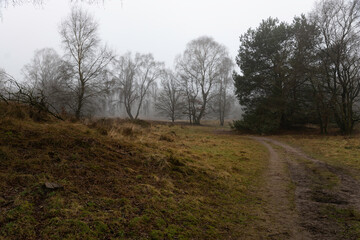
[75,80,85,120]
[193,118,201,125]
[125,101,134,120]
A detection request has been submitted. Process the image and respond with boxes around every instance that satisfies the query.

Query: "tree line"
[233,0,360,135]
[0,7,235,125]
[4,0,358,133]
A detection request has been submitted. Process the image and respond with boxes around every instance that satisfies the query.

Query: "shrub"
[231,111,281,134]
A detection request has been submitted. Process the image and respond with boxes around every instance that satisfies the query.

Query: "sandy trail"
[252,137,360,240]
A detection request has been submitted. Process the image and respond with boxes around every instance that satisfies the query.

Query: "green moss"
[155,218,166,228]
[93,221,110,235]
[1,201,37,239]
[150,230,165,240]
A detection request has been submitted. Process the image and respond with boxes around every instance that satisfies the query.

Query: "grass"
[0,103,268,239]
[274,134,360,177]
[274,132,360,239]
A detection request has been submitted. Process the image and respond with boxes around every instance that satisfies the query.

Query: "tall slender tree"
[212,57,234,126]
[59,7,114,119]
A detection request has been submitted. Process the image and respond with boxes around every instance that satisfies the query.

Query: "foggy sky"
[0,0,317,80]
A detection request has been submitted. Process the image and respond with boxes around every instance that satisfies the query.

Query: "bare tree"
[59,6,114,119]
[155,69,184,122]
[214,57,235,126]
[312,0,360,134]
[134,54,164,119]
[0,70,64,119]
[0,70,23,105]
[176,59,199,124]
[22,48,73,114]
[112,52,163,120]
[111,52,138,118]
[176,36,229,125]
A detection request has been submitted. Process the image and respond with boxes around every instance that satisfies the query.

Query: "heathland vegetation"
[0,103,269,239]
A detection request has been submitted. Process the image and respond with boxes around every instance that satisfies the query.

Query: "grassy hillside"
[0,104,268,239]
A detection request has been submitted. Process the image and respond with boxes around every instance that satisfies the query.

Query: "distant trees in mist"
[3,0,360,134]
[176,36,232,125]
[1,7,236,125]
[22,48,73,114]
[155,70,183,123]
[112,52,164,120]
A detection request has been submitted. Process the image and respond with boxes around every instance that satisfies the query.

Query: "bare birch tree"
[176,36,229,125]
[111,52,138,119]
[59,7,114,119]
[113,52,163,119]
[214,57,235,126]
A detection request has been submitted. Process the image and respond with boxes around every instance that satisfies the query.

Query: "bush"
[231,111,281,134]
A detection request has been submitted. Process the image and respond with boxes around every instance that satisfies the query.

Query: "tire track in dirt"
[252,137,360,240]
[252,137,311,240]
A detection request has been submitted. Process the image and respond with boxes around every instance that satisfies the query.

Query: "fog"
[0,0,319,122]
[0,0,316,80]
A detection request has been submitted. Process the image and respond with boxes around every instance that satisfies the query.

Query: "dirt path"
[252,137,360,240]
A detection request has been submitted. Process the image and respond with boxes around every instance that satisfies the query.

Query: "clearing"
[1,104,360,239]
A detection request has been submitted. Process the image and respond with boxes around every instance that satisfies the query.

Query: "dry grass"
[0,103,268,239]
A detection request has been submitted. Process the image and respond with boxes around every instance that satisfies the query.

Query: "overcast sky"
[0,0,317,80]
